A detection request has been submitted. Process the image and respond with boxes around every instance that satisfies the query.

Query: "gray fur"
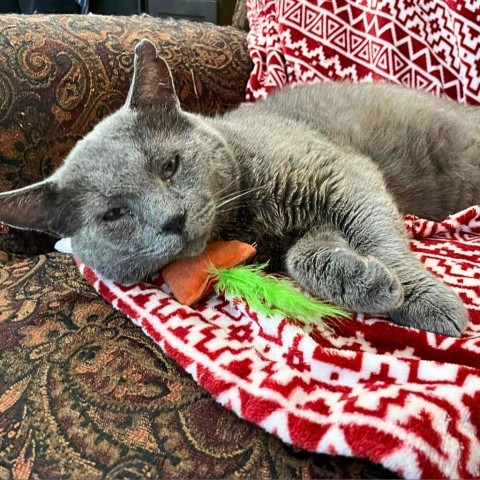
[1,39,479,337]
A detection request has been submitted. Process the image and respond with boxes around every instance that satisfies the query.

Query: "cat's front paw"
[313,250,404,313]
[287,245,403,313]
[389,279,468,337]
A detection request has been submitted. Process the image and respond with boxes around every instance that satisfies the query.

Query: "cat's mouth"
[178,232,208,259]
[149,230,209,265]
[129,234,207,283]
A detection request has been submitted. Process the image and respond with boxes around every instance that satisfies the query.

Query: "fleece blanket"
[79,206,480,479]
[245,0,480,104]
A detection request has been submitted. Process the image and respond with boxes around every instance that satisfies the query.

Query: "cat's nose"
[162,212,186,235]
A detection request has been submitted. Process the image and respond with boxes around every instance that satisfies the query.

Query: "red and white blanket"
[80,206,480,479]
[237,5,480,473]
[246,0,480,104]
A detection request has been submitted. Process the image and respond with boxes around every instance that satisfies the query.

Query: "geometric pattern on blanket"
[78,205,480,480]
[245,0,480,104]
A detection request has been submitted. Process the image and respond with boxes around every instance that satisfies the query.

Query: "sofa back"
[0,14,251,191]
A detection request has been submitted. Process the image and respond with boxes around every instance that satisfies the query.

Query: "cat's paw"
[322,250,404,313]
[286,245,403,313]
[336,252,404,312]
[389,279,468,337]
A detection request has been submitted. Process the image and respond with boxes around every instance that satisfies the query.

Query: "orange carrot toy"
[162,240,257,306]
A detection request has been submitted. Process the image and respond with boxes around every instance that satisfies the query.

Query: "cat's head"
[0,40,237,283]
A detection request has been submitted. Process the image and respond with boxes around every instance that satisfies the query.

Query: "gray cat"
[1,39,479,337]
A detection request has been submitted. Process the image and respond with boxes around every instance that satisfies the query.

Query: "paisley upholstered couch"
[0,9,396,478]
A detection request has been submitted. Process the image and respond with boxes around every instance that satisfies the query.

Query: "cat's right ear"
[126,39,180,111]
[0,181,78,237]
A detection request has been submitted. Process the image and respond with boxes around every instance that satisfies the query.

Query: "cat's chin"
[121,236,208,285]
[113,244,208,285]
[76,231,211,285]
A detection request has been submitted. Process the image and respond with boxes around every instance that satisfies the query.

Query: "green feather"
[209,264,350,329]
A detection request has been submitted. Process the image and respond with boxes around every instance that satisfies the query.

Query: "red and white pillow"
[245,0,480,104]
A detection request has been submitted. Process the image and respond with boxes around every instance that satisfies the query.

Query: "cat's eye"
[161,154,180,180]
[102,207,130,222]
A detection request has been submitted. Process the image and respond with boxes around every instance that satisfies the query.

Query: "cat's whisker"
[214,178,239,196]
[116,247,159,264]
[55,197,77,231]
[216,185,266,209]
[218,184,265,201]
[217,185,260,202]
[217,197,264,211]
[217,203,252,214]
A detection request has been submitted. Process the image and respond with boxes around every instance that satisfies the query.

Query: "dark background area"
[0,0,236,24]
[0,0,79,13]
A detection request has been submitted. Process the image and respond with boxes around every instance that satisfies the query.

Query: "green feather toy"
[161,240,350,329]
[210,264,349,328]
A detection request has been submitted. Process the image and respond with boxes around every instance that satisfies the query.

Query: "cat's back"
[260,81,479,143]
[227,81,479,164]
[270,82,480,217]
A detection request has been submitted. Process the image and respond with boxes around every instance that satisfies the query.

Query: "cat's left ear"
[126,39,180,111]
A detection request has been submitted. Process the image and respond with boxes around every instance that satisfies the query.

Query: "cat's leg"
[286,222,467,336]
[286,156,468,337]
[286,224,404,313]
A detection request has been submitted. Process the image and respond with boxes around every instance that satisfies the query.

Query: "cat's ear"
[0,181,77,237]
[126,39,180,111]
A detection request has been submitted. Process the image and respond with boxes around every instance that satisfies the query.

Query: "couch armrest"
[0,14,252,192]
